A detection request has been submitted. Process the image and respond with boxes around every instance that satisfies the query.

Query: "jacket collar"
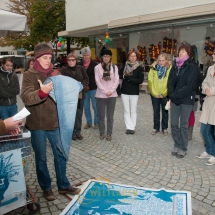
[173,57,192,68]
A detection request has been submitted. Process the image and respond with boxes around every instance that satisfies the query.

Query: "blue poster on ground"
[61,179,192,215]
[0,149,26,215]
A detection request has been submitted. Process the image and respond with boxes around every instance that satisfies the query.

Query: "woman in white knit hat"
[80,47,98,129]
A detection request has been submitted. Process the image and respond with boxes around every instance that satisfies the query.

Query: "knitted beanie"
[81,46,91,56]
[100,49,112,57]
[34,43,53,59]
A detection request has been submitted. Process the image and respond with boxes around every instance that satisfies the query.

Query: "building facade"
[59,0,215,64]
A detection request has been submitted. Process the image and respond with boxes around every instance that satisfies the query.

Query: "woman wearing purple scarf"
[168,43,198,158]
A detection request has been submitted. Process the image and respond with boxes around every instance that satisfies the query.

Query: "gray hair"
[81,46,91,56]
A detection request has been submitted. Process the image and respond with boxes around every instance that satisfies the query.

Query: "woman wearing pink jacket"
[94,49,119,141]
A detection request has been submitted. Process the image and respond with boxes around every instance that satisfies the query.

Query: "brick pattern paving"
[5,93,215,215]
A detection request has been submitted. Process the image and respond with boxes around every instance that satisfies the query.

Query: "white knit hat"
[81,46,91,56]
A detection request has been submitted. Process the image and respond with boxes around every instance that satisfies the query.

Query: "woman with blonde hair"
[148,53,172,135]
[120,48,144,134]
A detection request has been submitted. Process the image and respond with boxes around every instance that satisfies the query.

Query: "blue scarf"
[156,65,167,79]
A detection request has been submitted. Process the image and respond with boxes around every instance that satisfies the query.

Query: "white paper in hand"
[13,107,31,121]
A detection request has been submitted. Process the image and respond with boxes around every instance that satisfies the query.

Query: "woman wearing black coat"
[120,49,144,135]
[168,43,198,158]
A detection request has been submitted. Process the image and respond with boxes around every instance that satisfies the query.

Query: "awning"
[0,9,27,37]
[58,24,107,38]
[108,3,215,34]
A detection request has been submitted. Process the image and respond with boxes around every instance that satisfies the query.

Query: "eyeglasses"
[68,59,76,62]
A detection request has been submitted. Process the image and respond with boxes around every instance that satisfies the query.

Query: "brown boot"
[188,126,193,141]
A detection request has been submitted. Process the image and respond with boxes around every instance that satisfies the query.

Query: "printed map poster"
[61,179,192,215]
[0,149,26,215]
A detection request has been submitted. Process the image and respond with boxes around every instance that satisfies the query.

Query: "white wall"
[0,0,8,10]
[66,0,214,31]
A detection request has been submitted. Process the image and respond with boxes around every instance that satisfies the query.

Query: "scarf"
[101,61,111,81]
[123,61,140,76]
[33,60,53,77]
[156,64,167,79]
[83,59,91,69]
[175,56,189,70]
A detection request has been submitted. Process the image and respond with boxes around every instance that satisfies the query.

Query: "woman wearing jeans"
[197,50,215,165]
[95,49,119,141]
[80,47,98,129]
[120,49,144,134]
[22,43,80,201]
[168,43,198,158]
[148,53,172,135]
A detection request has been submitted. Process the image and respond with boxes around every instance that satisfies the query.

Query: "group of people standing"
[148,42,215,165]
[1,41,215,204]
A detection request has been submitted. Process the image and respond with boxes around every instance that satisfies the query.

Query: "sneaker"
[176,149,186,158]
[93,124,99,129]
[84,123,92,129]
[163,129,168,136]
[151,129,158,135]
[58,186,81,195]
[196,152,211,159]
[205,156,215,166]
[43,190,55,201]
[171,147,179,156]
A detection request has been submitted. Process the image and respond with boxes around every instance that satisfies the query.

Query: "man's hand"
[38,80,53,94]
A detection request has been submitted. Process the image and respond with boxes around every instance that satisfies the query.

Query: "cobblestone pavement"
[5,92,215,215]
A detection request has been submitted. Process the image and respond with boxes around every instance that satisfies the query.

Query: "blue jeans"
[150,95,168,131]
[201,123,215,157]
[0,104,18,120]
[84,89,98,125]
[30,128,71,191]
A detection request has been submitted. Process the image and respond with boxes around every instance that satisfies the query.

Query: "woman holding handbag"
[148,53,172,135]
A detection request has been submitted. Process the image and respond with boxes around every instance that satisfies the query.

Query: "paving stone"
[5,93,214,214]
